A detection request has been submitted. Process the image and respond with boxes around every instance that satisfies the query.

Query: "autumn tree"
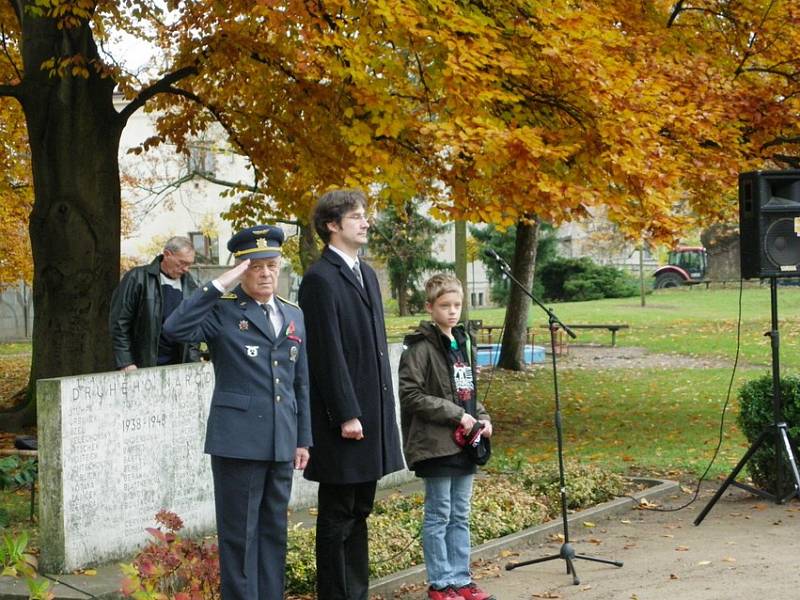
[369,200,450,316]
[5,0,800,420]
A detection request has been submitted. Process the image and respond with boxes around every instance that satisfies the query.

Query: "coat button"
[273,360,279,366]
[275,377,280,384]
[276,395,281,402]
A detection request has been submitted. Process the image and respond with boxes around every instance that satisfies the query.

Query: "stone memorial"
[37,343,410,573]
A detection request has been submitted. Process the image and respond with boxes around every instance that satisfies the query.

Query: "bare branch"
[7,0,21,25]
[117,65,198,124]
[160,86,254,164]
[761,136,800,151]
[0,82,20,98]
[0,26,21,81]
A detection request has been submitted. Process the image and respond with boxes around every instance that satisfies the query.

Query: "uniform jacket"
[109,256,199,369]
[398,321,490,468]
[298,247,404,484]
[162,283,312,461]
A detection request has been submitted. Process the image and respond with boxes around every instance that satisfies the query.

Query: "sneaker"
[454,582,496,600]
[427,586,466,600]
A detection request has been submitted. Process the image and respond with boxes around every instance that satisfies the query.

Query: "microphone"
[483,247,511,273]
[483,247,503,262]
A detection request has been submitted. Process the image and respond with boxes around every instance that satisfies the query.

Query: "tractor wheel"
[655,272,685,288]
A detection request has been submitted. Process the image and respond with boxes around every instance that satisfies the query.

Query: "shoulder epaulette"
[220,292,238,299]
[277,295,299,308]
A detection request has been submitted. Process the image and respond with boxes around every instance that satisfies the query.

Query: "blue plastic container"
[475,344,545,366]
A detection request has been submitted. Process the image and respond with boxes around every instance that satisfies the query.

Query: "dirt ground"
[391,484,800,600]
[538,344,737,371]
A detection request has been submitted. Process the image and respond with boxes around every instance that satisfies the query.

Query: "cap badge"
[256,238,268,249]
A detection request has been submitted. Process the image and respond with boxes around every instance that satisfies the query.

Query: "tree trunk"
[298,222,320,273]
[397,279,409,316]
[497,218,539,371]
[0,11,122,429]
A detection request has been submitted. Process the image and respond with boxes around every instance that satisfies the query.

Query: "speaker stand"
[694,277,800,525]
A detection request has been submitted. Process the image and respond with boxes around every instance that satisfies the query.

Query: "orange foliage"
[4,1,800,255]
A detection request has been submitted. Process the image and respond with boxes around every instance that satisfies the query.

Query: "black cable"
[40,573,99,599]
[633,278,744,512]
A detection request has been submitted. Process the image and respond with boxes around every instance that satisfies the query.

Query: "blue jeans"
[422,475,474,590]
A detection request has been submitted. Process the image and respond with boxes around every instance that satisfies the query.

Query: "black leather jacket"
[109,255,200,369]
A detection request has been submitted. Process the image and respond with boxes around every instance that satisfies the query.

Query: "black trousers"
[211,456,293,600]
[315,481,378,600]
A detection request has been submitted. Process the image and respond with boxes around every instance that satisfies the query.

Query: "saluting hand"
[216,259,251,291]
[341,418,364,440]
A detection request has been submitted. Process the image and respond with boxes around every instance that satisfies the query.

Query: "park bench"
[540,323,629,354]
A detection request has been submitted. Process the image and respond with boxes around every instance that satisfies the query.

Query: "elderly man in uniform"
[163,225,311,600]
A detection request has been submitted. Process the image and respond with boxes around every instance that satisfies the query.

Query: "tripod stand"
[694,277,800,525]
[483,250,623,584]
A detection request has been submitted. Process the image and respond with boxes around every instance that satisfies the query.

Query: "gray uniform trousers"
[212,456,293,600]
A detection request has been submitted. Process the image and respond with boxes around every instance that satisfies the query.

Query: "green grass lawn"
[388,285,800,366]
[387,285,800,478]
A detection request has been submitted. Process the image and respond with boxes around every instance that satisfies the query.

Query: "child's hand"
[460,413,477,430]
[479,420,493,438]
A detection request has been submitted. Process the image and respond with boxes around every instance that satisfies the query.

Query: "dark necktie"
[261,303,277,337]
[352,261,364,288]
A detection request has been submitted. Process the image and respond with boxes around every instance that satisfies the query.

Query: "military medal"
[239,320,249,331]
[289,345,298,362]
[245,345,259,357]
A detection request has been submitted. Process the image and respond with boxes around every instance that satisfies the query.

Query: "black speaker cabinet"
[739,170,800,279]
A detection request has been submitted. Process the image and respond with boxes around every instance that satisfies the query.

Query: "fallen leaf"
[670,573,679,580]
[675,546,690,551]
[583,521,596,528]
[722,557,736,563]
[697,560,712,566]
[620,519,631,524]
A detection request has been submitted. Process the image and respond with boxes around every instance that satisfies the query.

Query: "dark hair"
[312,189,367,244]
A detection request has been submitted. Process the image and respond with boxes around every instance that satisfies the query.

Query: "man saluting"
[163,225,311,600]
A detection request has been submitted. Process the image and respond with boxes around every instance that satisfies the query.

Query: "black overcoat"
[298,247,404,484]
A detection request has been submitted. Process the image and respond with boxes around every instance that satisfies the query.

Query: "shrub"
[515,461,626,513]
[124,463,625,596]
[538,257,638,302]
[0,531,53,600]
[120,510,221,600]
[737,374,800,493]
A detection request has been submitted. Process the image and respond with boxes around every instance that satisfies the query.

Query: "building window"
[189,231,219,264]
[478,292,484,306]
[471,292,477,307]
[188,145,216,176]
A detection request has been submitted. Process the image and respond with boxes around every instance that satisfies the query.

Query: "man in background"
[109,236,199,371]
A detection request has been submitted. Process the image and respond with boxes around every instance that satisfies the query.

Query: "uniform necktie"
[261,303,277,337]
[352,261,364,288]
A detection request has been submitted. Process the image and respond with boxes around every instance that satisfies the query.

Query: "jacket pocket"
[213,391,251,411]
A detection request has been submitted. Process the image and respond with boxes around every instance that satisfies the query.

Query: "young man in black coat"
[298,189,404,600]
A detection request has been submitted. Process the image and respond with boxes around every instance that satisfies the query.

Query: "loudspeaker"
[739,170,800,279]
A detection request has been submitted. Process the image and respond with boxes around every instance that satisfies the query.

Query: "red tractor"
[653,246,707,288]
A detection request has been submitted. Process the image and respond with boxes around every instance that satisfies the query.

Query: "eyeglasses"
[343,213,370,222]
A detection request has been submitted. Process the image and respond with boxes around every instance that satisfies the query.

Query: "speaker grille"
[763,217,800,271]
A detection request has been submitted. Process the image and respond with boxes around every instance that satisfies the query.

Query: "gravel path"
[538,345,741,371]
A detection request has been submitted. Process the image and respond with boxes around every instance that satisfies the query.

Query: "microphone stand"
[485,250,623,584]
